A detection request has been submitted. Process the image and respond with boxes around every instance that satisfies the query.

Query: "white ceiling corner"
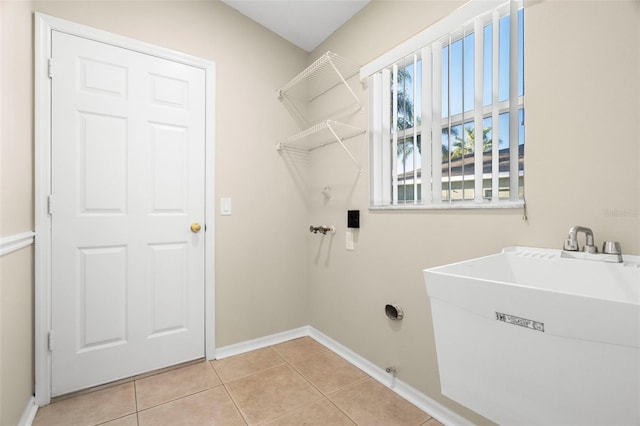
[221,0,370,52]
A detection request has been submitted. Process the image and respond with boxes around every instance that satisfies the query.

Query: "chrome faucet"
[561,225,623,263]
[563,225,597,253]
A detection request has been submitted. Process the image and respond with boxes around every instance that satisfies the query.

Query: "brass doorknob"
[191,223,202,233]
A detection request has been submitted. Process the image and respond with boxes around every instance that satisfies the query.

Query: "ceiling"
[221,0,370,52]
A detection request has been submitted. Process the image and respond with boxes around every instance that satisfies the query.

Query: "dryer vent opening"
[385,304,404,320]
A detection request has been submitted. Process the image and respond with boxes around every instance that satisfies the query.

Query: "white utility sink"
[424,246,640,425]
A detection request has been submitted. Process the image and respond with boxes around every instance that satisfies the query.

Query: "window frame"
[364,0,525,210]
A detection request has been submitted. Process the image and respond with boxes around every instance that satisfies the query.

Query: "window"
[364,0,524,208]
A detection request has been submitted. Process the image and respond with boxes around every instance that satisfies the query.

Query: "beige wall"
[1,0,34,237]
[0,248,34,426]
[1,0,38,422]
[308,0,639,424]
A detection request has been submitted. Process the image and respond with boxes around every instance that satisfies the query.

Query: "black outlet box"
[347,210,360,228]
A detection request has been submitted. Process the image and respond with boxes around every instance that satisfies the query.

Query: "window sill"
[369,200,525,211]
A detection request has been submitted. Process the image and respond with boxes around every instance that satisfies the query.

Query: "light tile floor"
[33,337,443,426]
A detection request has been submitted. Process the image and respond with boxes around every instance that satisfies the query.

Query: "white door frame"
[34,13,216,406]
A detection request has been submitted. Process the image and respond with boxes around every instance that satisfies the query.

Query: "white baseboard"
[214,325,473,426]
[18,396,38,426]
[214,326,310,359]
[308,327,474,426]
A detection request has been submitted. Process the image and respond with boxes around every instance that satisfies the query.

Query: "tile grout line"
[284,356,326,396]
[210,350,288,385]
[212,347,318,426]
[297,336,431,426]
[220,339,330,425]
[221,362,315,425]
[323,376,374,426]
[135,387,228,418]
[220,382,250,425]
[219,361,290,386]
[325,397,359,426]
[271,340,332,413]
[134,361,225,413]
[133,380,140,426]
[270,338,368,426]
[269,339,329,366]
[210,357,251,425]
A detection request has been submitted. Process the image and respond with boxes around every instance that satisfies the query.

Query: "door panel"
[78,246,127,351]
[150,123,188,212]
[79,112,128,213]
[151,73,189,108]
[79,57,128,97]
[51,30,206,396]
[149,242,188,336]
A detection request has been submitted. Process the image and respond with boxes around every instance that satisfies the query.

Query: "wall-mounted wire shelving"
[276,52,364,173]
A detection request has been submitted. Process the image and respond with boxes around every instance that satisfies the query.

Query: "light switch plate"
[220,198,232,216]
[346,229,354,251]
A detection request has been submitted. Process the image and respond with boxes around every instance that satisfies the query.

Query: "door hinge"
[48,58,54,78]
[48,330,54,352]
[47,194,53,215]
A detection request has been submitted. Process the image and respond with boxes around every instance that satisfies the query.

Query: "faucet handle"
[602,241,622,255]
[563,238,578,251]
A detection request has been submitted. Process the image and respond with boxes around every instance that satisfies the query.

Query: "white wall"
[307,0,639,424]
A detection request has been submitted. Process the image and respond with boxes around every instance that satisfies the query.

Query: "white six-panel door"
[50,30,206,396]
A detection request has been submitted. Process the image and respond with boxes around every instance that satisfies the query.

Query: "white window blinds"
[366,0,524,209]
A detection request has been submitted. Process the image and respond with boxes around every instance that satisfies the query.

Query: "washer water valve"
[309,225,336,235]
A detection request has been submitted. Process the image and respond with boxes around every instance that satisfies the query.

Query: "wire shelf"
[276,120,365,171]
[277,51,361,104]
[277,120,363,151]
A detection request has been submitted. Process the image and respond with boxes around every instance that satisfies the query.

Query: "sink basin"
[424,246,640,425]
